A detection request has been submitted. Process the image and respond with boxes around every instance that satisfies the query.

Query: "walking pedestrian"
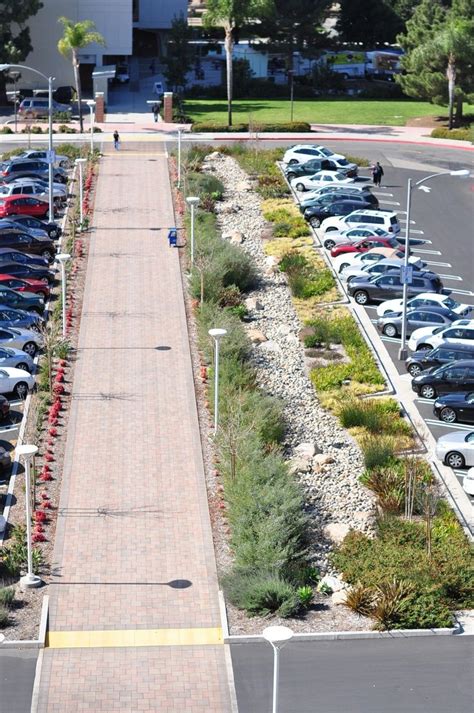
[113,130,120,150]
[152,103,159,123]
[372,161,384,187]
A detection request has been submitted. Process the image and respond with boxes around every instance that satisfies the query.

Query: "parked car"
[321,209,401,234]
[291,171,354,192]
[0,366,35,399]
[330,236,402,258]
[0,326,42,356]
[283,145,346,164]
[0,346,34,373]
[0,218,52,239]
[300,184,374,205]
[0,286,44,314]
[18,98,71,119]
[348,271,444,305]
[0,180,66,204]
[406,344,474,377]
[0,196,52,220]
[433,391,474,423]
[0,307,43,332]
[116,64,130,83]
[325,230,393,253]
[436,430,474,468]
[302,191,379,218]
[0,262,54,284]
[408,319,474,352]
[304,199,374,228]
[377,307,459,338]
[377,293,472,319]
[285,158,357,181]
[0,247,50,268]
[0,274,50,299]
[0,232,56,260]
[13,150,70,169]
[6,215,62,240]
[0,160,67,184]
[332,246,403,273]
[412,360,474,399]
[341,256,426,283]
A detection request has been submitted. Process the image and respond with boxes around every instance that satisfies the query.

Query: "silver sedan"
[0,346,34,372]
[435,431,474,469]
[0,326,42,356]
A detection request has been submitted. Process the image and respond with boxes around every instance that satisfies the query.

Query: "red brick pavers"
[36,146,232,712]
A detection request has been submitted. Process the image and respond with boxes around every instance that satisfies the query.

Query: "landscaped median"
[0,145,99,641]
[172,144,473,632]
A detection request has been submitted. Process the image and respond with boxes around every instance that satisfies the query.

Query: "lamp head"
[16,444,38,459]
[186,196,200,206]
[449,169,470,177]
[0,64,12,72]
[262,625,294,648]
[75,158,87,165]
[56,252,71,263]
[86,100,96,107]
[208,328,227,340]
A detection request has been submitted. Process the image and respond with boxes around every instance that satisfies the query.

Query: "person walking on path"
[372,161,384,187]
[152,103,159,123]
[113,130,120,150]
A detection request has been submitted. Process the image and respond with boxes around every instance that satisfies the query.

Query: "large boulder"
[323,522,351,545]
[245,297,264,311]
[318,575,346,594]
[247,329,267,344]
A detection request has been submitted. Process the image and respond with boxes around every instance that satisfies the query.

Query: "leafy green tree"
[257,0,330,78]
[163,12,192,93]
[397,0,474,126]
[336,0,405,46]
[204,0,270,126]
[57,17,105,132]
[0,0,43,103]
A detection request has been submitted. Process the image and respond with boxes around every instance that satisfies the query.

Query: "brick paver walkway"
[36,146,232,712]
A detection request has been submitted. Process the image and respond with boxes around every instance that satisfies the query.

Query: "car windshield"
[467,393,474,404]
[388,239,399,247]
[320,148,332,156]
[334,172,346,180]
[338,159,349,166]
[443,297,459,309]
[374,228,388,236]
[431,327,445,335]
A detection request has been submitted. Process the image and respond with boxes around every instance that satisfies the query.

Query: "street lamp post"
[8,70,20,133]
[262,626,294,713]
[86,100,96,154]
[75,158,87,228]
[398,169,470,360]
[186,196,200,265]
[177,129,182,188]
[16,444,42,589]
[208,328,227,433]
[288,70,295,122]
[56,253,71,337]
[0,64,55,224]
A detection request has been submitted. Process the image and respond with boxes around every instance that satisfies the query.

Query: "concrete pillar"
[163,92,173,123]
[95,92,105,121]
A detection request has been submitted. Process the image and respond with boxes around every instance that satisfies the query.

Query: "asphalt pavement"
[0,649,37,713]
[231,636,474,713]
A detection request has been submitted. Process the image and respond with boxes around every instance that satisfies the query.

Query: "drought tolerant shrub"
[279,251,335,299]
[0,587,15,609]
[431,127,472,141]
[222,570,300,617]
[360,434,396,469]
[0,606,9,628]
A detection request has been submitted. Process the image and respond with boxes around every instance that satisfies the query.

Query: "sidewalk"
[35,144,232,711]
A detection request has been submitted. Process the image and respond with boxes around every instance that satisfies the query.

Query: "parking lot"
[290,161,474,507]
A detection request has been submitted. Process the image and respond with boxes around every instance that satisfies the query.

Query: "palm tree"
[204,1,268,127]
[432,18,474,129]
[57,17,105,132]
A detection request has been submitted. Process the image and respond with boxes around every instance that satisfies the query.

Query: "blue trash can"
[168,228,178,247]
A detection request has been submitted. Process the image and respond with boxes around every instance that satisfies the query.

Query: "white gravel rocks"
[202,153,376,566]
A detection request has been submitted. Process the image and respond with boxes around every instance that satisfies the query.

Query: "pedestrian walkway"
[35,144,232,711]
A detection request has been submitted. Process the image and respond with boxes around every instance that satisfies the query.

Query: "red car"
[0,274,50,298]
[0,195,52,219]
[330,236,403,258]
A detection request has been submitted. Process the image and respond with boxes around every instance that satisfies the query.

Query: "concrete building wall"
[25,0,132,87]
[135,0,187,29]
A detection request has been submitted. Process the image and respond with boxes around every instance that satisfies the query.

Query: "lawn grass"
[184,99,474,127]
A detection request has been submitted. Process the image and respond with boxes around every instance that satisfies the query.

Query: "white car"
[12,150,70,169]
[321,209,401,235]
[0,180,66,203]
[377,293,473,319]
[408,319,474,352]
[290,171,353,192]
[340,255,425,283]
[301,184,372,203]
[283,144,346,165]
[435,430,474,469]
[332,247,405,273]
[323,226,391,251]
[0,366,35,399]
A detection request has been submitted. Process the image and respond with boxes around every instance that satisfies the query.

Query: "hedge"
[191,121,311,133]
[430,127,472,142]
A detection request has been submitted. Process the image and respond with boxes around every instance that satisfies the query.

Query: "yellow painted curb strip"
[46,627,223,649]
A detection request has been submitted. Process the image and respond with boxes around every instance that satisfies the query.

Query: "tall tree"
[57,17,105,132]
[163,13,193,92]
[0,0,43,103]
[397,0,474,127]
[204,0,269,126]
[336,0,405,46]
[257,0,330,78]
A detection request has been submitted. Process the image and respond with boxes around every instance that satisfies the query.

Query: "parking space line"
[450,289,474,296]
[413,248,442,255]
[381,336,400,344]
[439,274,463,281]
[425,261,452,267]
[424,419,474,432]
[379,200,401,206]
[373,191,393,197]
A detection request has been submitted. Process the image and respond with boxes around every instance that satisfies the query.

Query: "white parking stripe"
[373,191,393,197]
[0,424,19,435]
[425,261,452,267]
[381,336,400,344]
[406,229,424,235]
[413,248,442,255]
[439,274,463,281]
[379,200,401,206]
[450,289,474,296]
[425,419,474,432]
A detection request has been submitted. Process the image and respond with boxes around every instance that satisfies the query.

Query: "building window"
[133,0,139,22]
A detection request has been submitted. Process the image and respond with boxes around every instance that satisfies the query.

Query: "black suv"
[0,231,56,261]
[348,271,444,305]
[0,160,67,184]
[412,360,474,399]
[406,344,474,377]
[304,199,373,229]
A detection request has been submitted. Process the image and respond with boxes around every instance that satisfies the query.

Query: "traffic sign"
[46,150,56,164]
[401,265,414,284]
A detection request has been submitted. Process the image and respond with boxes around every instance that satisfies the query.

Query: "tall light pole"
[208,328,227,433]
[262,626,294,713]
[8,70,20,133]
[16,444,42,589]
[177,129,182,188]
[75,158,87,228]
[288,69,295,122]
[86,100,96,154]
[398,168,470,360]
[186,196,200,265]
[56,253,71,336]
[0,64,55,224]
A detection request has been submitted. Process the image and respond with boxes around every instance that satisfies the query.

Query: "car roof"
[439,359,474,366]
[349,209,398,217]
[406,306,454,315]
[434,341,474,351]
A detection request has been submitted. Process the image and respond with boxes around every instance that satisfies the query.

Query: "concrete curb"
[225,626,457,644]
[0,594,48,649]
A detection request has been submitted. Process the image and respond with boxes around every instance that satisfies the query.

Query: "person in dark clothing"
[152,103,159,123]
[372,161,384,187]
[113,130,120,150]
